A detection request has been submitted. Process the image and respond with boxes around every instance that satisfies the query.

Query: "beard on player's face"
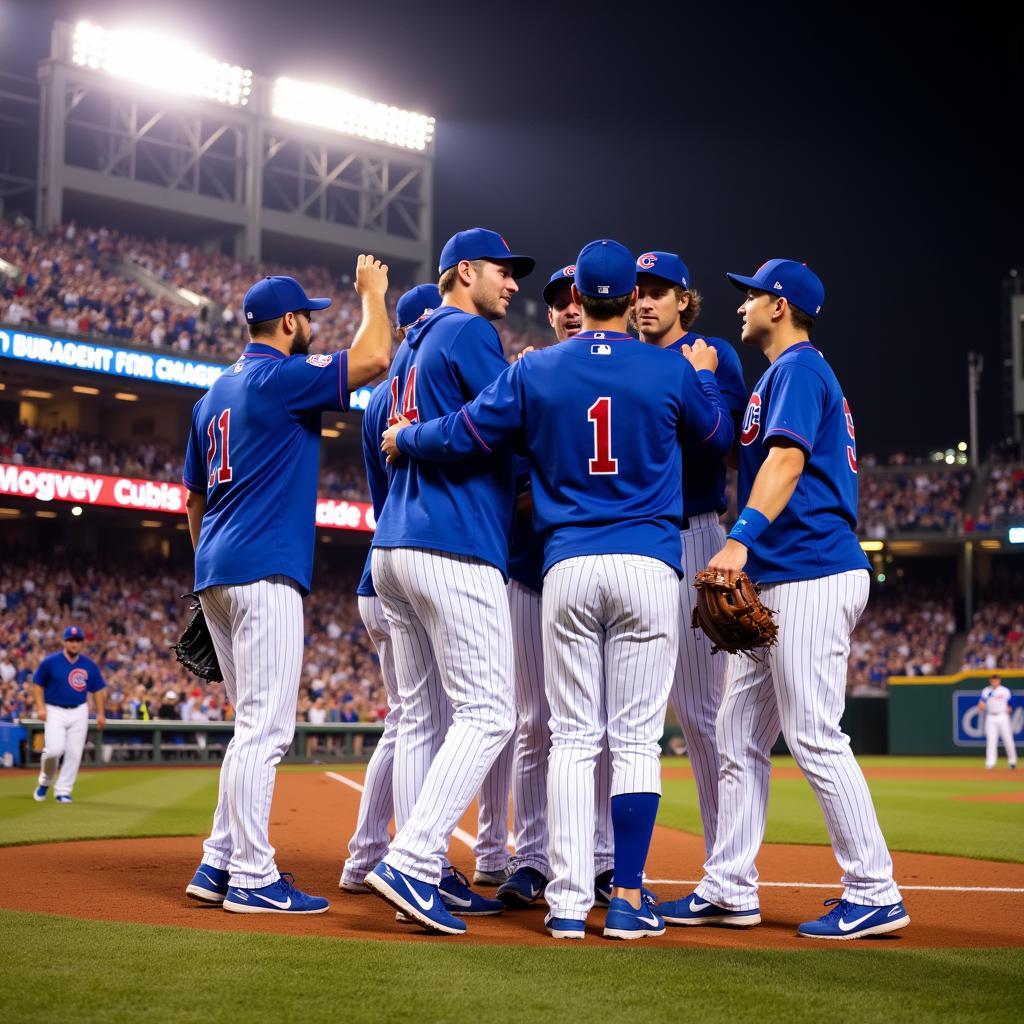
[471,261,516,321]
[289,314,312,355]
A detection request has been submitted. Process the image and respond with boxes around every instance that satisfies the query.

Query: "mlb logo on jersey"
[741,393,762,446]
[591,344,612,356]
[68,667,89,692]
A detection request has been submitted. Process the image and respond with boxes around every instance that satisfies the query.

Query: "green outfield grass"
[658,756,1024,864]
[1,911,1022,1024]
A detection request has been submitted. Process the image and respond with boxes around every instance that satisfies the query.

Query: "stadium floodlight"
[71,21,253,107]
[272,76,435,151]
[1009,527,1024,545]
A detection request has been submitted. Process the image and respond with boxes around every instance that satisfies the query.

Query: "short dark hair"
[579,292,632,319]
[788,303,815,336]
[249,315,283,339]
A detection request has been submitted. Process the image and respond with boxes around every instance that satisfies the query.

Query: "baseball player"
[364,229,534,935]
[633,251,748,858]
[657,259,910,940]
[498,264,617,907]
[182,262,392,915]
[32,625,106,803]
[341,284,444,894]
[383,238,734,940]
[979,675,1018,769]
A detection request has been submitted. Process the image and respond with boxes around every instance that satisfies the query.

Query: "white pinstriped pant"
[671,513,729,859]
[697,569,901,909]
[508,579,613,877]
[199,576,304,888]
[373,547,515,884]
[340,595,510,880]
[341,596,402,886]
[543,555,679,919]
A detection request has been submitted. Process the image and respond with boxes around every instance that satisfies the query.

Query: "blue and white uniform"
[183,341,350,890]
[980,683,1017,769]
[34,648,105,799]
[397,327,734,921]
[696,341,902,910]
[664,330,747,858]
[371,305,517,887]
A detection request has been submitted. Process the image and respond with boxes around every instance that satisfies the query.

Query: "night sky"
[4,1,1022,457]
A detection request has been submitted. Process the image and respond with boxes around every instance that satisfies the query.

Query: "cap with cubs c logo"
[635,251,691,290]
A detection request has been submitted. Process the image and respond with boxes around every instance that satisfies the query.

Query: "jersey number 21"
[206,409,233,488]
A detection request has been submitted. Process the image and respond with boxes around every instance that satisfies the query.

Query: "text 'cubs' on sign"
[741,393,762,446]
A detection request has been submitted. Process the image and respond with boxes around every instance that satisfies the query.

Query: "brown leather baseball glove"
[691,570,779,658]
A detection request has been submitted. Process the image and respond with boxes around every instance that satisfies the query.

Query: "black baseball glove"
[170,594,223,683]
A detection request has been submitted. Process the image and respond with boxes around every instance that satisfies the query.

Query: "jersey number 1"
[389,367,420,425]
[206,409,233,487]
[588,397,618,475]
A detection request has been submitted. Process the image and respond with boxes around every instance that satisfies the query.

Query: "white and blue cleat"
[366,862,466,935]
[603,895,666,940]
[797,898,909,940]
[222,873,329,915]
[185,863,230,904]
[33,785,49,802]
[55,794,72,804]
[497,865,548,908]
[439,867,504,916]
[658,892,761,927]
[544,913,586,940]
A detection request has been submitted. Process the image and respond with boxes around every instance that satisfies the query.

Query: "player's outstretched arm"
[678,351,734,457]
[386,362,526,464]
[347,255,392,389]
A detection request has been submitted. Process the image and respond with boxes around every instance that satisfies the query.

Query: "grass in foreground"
[659,757,1024,863]
[0,910,1021,1024]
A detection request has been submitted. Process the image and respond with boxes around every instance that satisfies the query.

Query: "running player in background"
[182,261,391,916]
[384,238,734,940]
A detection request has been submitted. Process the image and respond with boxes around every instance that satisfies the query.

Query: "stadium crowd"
[847,585,956,692]
[961,599,1024,671]
[858,467,973,537]
[1,217,550,361]
[0,558,387,742]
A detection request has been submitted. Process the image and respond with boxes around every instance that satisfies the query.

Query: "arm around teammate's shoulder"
[346,255,392,389]
[677,345,734,458]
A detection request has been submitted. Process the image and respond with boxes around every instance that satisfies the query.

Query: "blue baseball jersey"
[183,342,350,594]
[397,331,734,575]
[665,332,748,518]
[738,341,869,583]
[507,455,545,593]
[372,306,516,575]
[34,652,105,705]
[357,380,393,598]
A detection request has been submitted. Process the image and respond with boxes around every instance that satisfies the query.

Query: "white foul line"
[325,774,1023,895]
[325,770,482,851]
[646,879,1024,894]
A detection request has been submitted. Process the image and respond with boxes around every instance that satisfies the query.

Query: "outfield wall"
[888,671,1024,755]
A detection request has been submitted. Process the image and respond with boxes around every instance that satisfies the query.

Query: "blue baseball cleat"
[222,873,329,915]
[439,867,504,916]
[497,865,548,908]
[366,862,466,935]
[594,869,658,908]
[797,898,909,940]
[185,863,230,904]
[658,892,761,927]
[603,895,666,940]
[55,795,73,804]
[33,785,49,802]
[544,913,586,940]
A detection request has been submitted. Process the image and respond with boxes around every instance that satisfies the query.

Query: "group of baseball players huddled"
[35,227,932,940]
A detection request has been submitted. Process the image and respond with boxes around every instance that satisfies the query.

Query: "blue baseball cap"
[726,259,825,318]
[63,626,84,641]
[574,239,636,299]
[243,276,332,326]
[635,251,691,290]
[437,228,535,278]
[542,264,576,306]
[396,283,442,329]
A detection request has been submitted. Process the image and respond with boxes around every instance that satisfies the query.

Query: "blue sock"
[611,792,660,890]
